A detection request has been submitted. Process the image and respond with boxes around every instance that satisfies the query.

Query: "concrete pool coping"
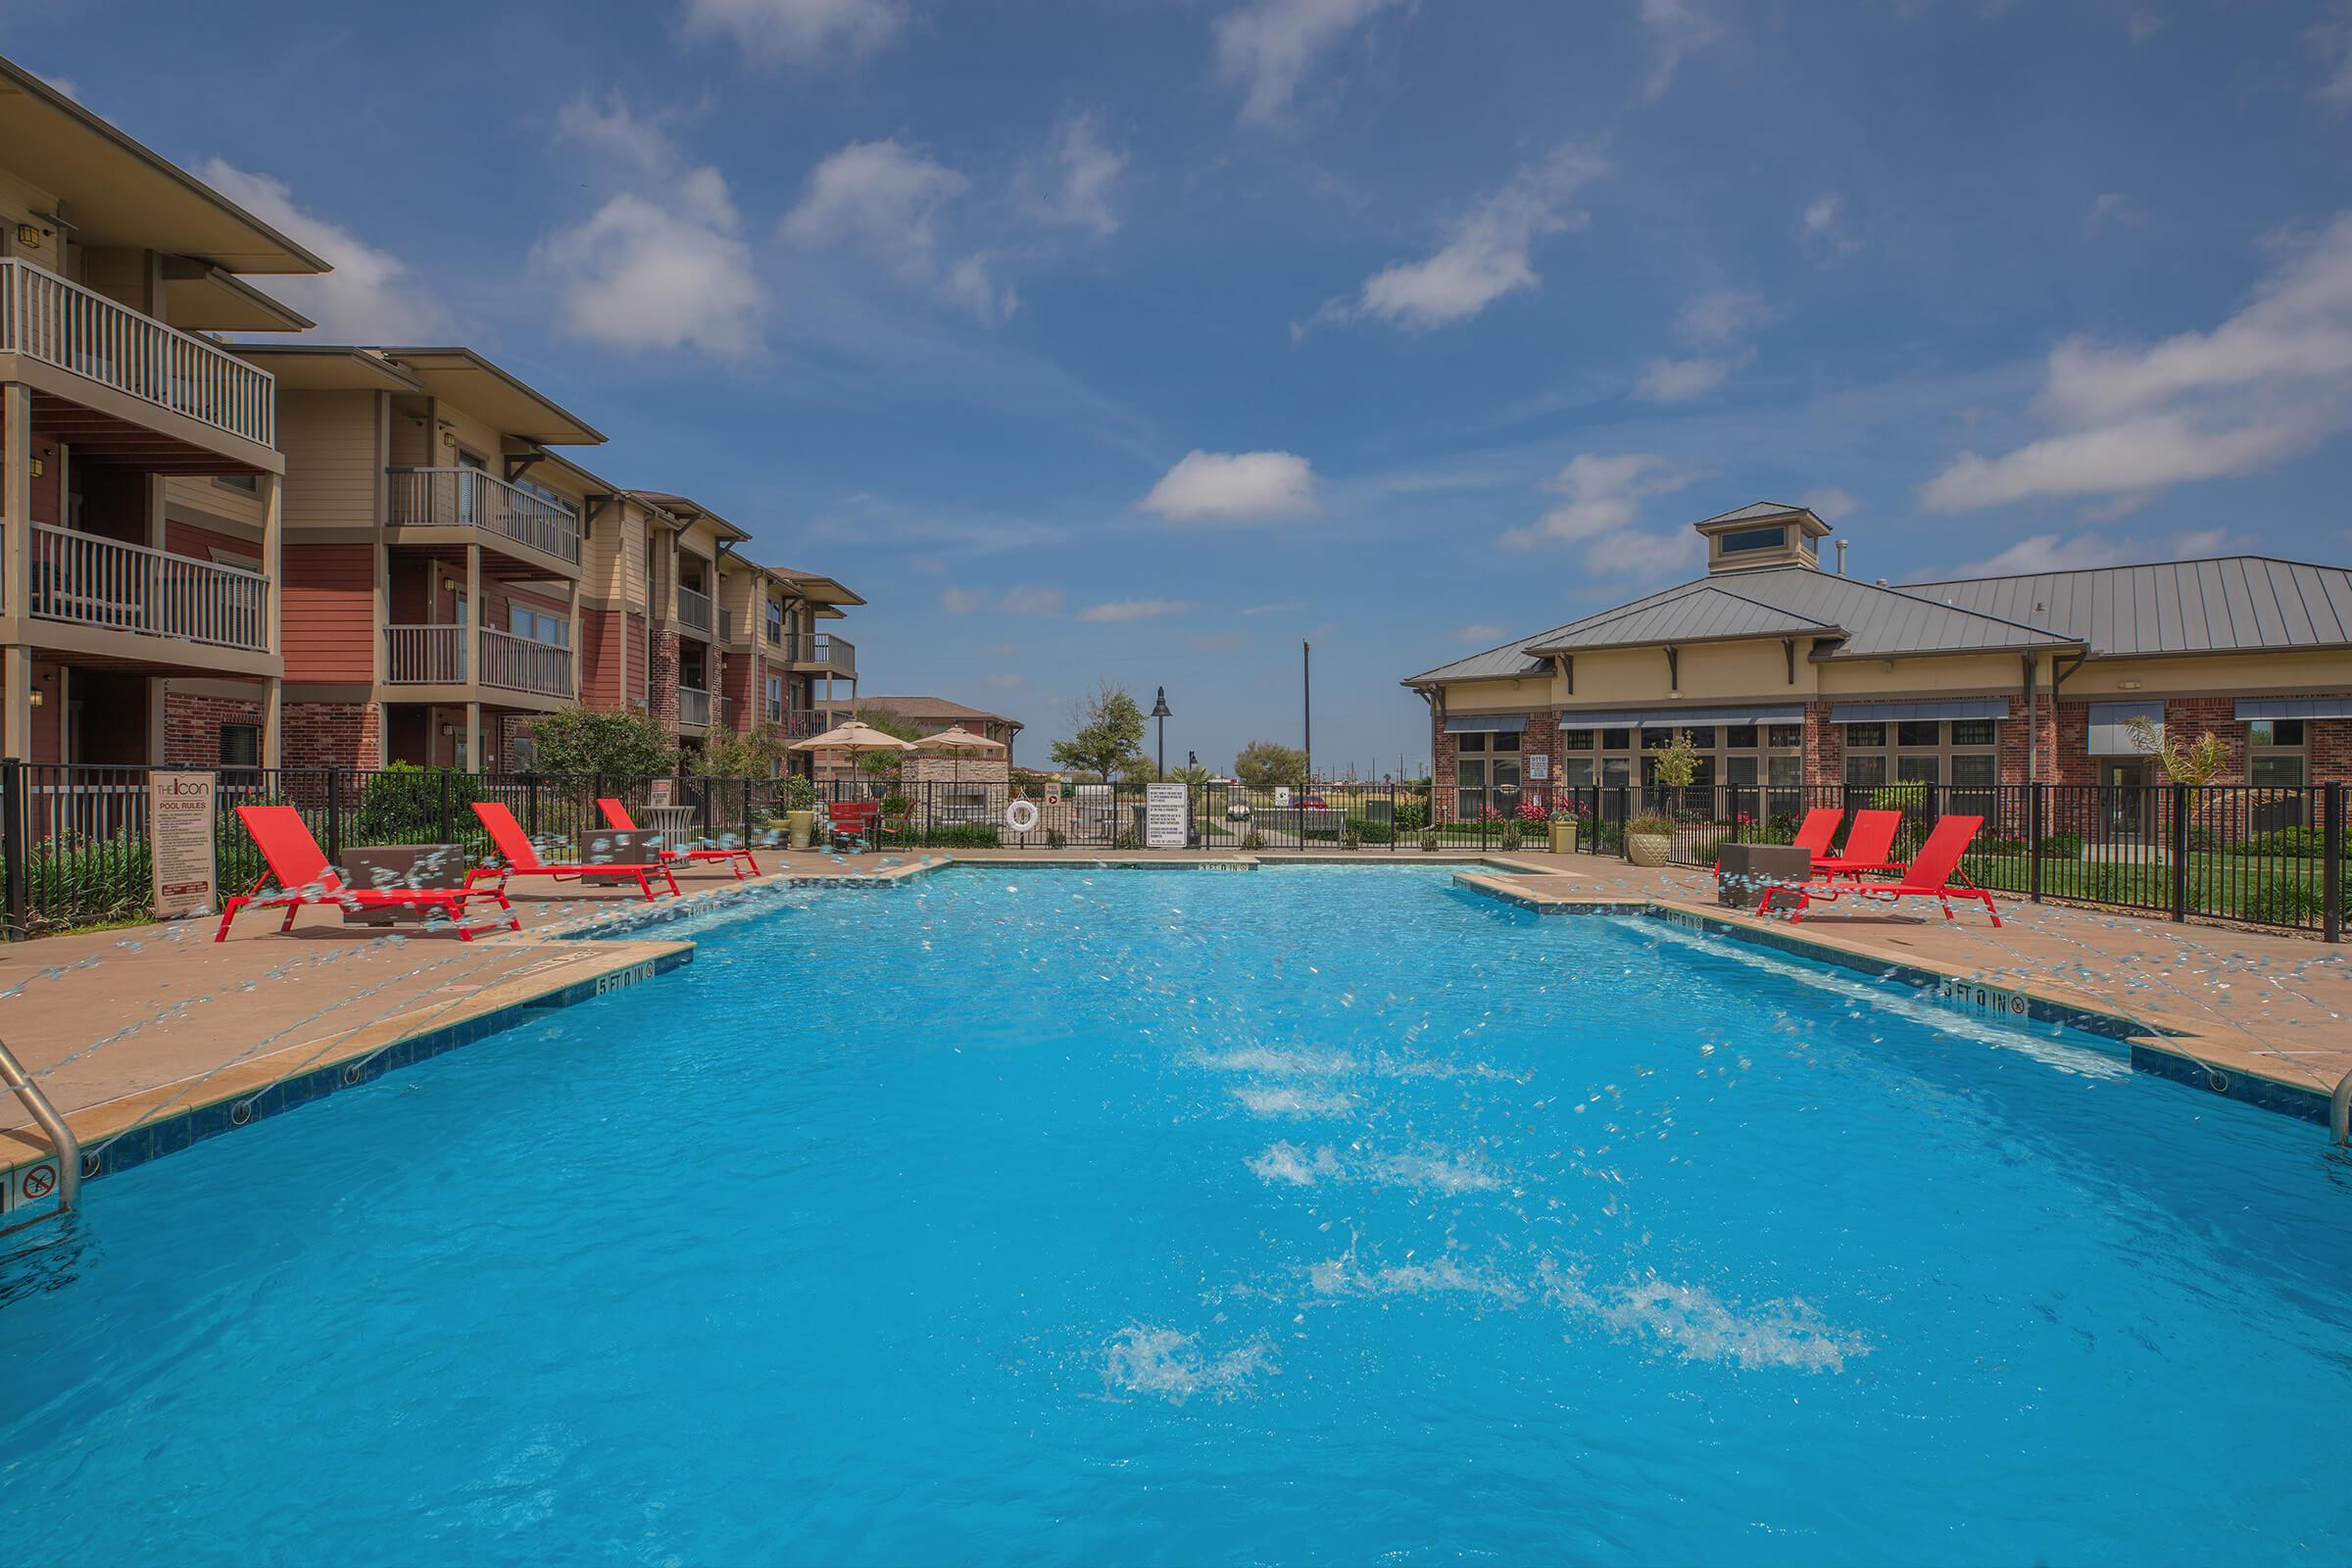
[6,846,2343,1217]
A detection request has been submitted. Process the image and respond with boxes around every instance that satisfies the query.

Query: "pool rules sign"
[149,771,218,920]
[1146,783,1188,850]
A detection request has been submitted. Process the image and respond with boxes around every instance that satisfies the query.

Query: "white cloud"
[1140,450,1318,522]
[1307,145,1608,331]
[1801,486,1861,522]
[1016,113,1126,237]
[1079,598,1198,623]
[2312,6,2352,105]
[1921,214,2352,510]
[1213,0,1407,124]
[942,585,1066,614]
[1801,192,1858,256]
[1499,453,1704,578]
[1454,622,1506,643]
[535,97,761,356]
[1637,0,1722,101]
[198,162,447,341]
[1635,348,1754,402]
[784,138,1012,320]
[941,587,983,613]
[1936,527,2243,578]
[981,641,1020,660]
[985,671,1026,690]
[2082,191,2148,237]
[33,72,77,101]
[680,0,907,67]
[1675,287,1773,343]
[1241,601,1305,615]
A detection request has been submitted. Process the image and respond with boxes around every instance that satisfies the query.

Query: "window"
[219,724,260,768]
[1453,730,1522,818]
[1844,723,1886,749]
[765,600,785,644]
[1845,754,1886,787]
[1720,525,1786,555]
[1843,717,1999,794]
[1723,724,1758,750]
[1896,720,1939,748]
[508,606,567,645]
[1768,724,1804,750]
[2249,719,2307,787]
[214,474,260,495]
[1559,720,1802,803]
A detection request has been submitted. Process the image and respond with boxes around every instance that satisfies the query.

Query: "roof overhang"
[629,491,751,543]
[0,57,328,271]
[228,344,422,392]
[381,347,606,445]
[783,572,863,607]
[160,258,314,331]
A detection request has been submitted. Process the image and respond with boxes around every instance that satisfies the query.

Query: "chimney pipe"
[1835,540,1848,576]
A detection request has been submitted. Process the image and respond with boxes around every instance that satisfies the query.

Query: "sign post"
[148,770,218,920]
[1145,783,1187,850]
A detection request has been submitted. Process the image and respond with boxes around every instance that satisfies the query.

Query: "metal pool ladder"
[2333,1066,2352,1149]
[0,1035,80,1232]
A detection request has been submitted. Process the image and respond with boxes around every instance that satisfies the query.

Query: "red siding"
[283,543,375,683]
[164,519,257,564]
[580,608,623,709]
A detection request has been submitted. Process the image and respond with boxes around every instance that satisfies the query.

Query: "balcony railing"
[479,628,572,698]
[385,467,581,564]
[679,686,712,728]
[774,631,856,677]
[775,708,831,739]
[0,258,275,447]
[384,624,466,684]
[675,585,712,635]
[29,524,270,651]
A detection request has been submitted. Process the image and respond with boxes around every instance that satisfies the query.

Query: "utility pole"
[1302,640,1312,781]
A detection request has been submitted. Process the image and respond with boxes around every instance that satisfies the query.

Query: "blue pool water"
[4,865,2350,1563]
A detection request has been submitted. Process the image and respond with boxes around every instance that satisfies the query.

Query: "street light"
[1151,687,1172,780]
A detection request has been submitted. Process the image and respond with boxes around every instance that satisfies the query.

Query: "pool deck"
[5,844,2347,1211]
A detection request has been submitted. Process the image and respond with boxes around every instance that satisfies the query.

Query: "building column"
[3,382,29,760]
[148,677,169,765]
[260,471,283,768]
[261,675,282,768]
[145,472,168,552]
[2,650,27,762]
[464,701,481,772]
[464,541,482,689]
[564,578,581,702]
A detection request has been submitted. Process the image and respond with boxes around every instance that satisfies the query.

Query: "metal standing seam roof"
[1536,586,1838,650]
[1910,557,2352,658]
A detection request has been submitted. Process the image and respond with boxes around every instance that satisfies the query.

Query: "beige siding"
[163,474,267,531]
[276,390,380,527]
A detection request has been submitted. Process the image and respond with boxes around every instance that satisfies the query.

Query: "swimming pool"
[3,865,2348,1563]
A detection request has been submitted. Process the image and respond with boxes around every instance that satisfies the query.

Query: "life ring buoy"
[1004,798,1042,833]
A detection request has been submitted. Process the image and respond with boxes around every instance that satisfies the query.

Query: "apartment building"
[0,58,326,768]
[715,549,862,742]
[856,696,1022,757]
[1407,502,2352,818]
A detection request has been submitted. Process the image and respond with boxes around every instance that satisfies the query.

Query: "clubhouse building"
[1405,503,2352,820]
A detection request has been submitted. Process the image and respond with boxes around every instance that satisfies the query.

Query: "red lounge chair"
[595,797,760,880]
[827,799,879,848]
[216,805,516,942]
[1812,808,1904,878]
[465,801,678,902]
[1757,814,1999,926]
[1715,806,1842,876]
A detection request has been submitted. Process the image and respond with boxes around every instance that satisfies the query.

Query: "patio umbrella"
[910,725,1004,786]
[789,720,914,808]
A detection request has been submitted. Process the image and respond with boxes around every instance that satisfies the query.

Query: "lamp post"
[1151,687,1172,780]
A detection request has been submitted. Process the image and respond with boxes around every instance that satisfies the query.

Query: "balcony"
[385,467,581,565]
[383,625,572,699]
[772,708,832,739]
[679,685,713,728]
[0,258,275,449]
[29,523,270,652]
[775,631,856,678]
[675,585,712,636]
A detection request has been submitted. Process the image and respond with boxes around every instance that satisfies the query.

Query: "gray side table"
[1716,843,1813,909]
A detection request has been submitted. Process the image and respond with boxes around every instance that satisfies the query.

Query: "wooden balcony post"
[2,382,29,623]
[261,471,282,657]
[565,578,581,702]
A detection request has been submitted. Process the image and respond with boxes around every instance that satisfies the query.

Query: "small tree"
[1650,729,1700,790]
[1166,763,1213,788]
[1050,681,1148,781]
[2124,714,2229,786]
[690,724,788,779]
[1233,740,1310,789]
[525,707,675,778]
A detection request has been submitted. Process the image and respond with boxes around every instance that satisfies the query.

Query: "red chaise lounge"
[1811,808,1904,879]
[465,801,679,903]
[594,797,760,880]
[216,805,517,942]
[1756,814,1999,926]
[1715,806,1842,877]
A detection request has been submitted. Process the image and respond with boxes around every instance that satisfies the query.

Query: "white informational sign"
[1527,754,1550,781]
[149,770,218,919]
[1146,783,1188,850]
[1274,786,1292,808]
[1046,780,1063,803]
[649,777,676,808]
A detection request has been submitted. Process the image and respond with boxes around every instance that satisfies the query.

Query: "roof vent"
[1875,577,1887,587]
[1834,540,1847,576]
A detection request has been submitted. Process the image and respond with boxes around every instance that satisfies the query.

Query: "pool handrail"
[0,1034,80,1230]
[2333,1066,2352,1148]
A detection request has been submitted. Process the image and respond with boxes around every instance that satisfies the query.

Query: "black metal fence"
[1,763,2343,941]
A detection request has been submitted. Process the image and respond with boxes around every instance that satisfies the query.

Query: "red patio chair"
[465,801,678,902]
[827,799,880,848]
[216,805,517,942]
[595,797,760,880]
[1756,814,1999,925]
[1812,808,1904,879]
[1715,806,1842,876]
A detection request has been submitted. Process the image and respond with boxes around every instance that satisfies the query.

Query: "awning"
[1828,698,2010,723]
[1445,712,1531,734]
[2086,700,2164,756]
[2235,697,2352,721]
[1555,706,1804,729]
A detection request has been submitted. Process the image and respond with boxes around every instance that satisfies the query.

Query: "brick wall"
[281,701,381,768]
[1803,702,1841,790]
[648,630,680,731]
[164,692,264,768]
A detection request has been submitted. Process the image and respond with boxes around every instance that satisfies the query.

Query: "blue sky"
[9,0,2352,774]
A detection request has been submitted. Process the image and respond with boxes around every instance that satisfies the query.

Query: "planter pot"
[786,808,815,850]
[1547,822,1579,855]
[1626,832,1673,867]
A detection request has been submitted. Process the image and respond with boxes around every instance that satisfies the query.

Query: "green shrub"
[1870,781,1930,814]
[2230,826,2323,858]
[1340,826,1362,852]
[1419,829,1441,852]
[782,773,816,811]
[1343,814,1395,845]
[25,833,152,932]
[916,824,1003,849]
[1392,799,1428,833]
[351,762,482,846]
[1498,822,1523,853]
[1242,829,1266,851]
[1046,828,1067,850]
[2037,830,2082,858]
[2237,876,2323,927]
